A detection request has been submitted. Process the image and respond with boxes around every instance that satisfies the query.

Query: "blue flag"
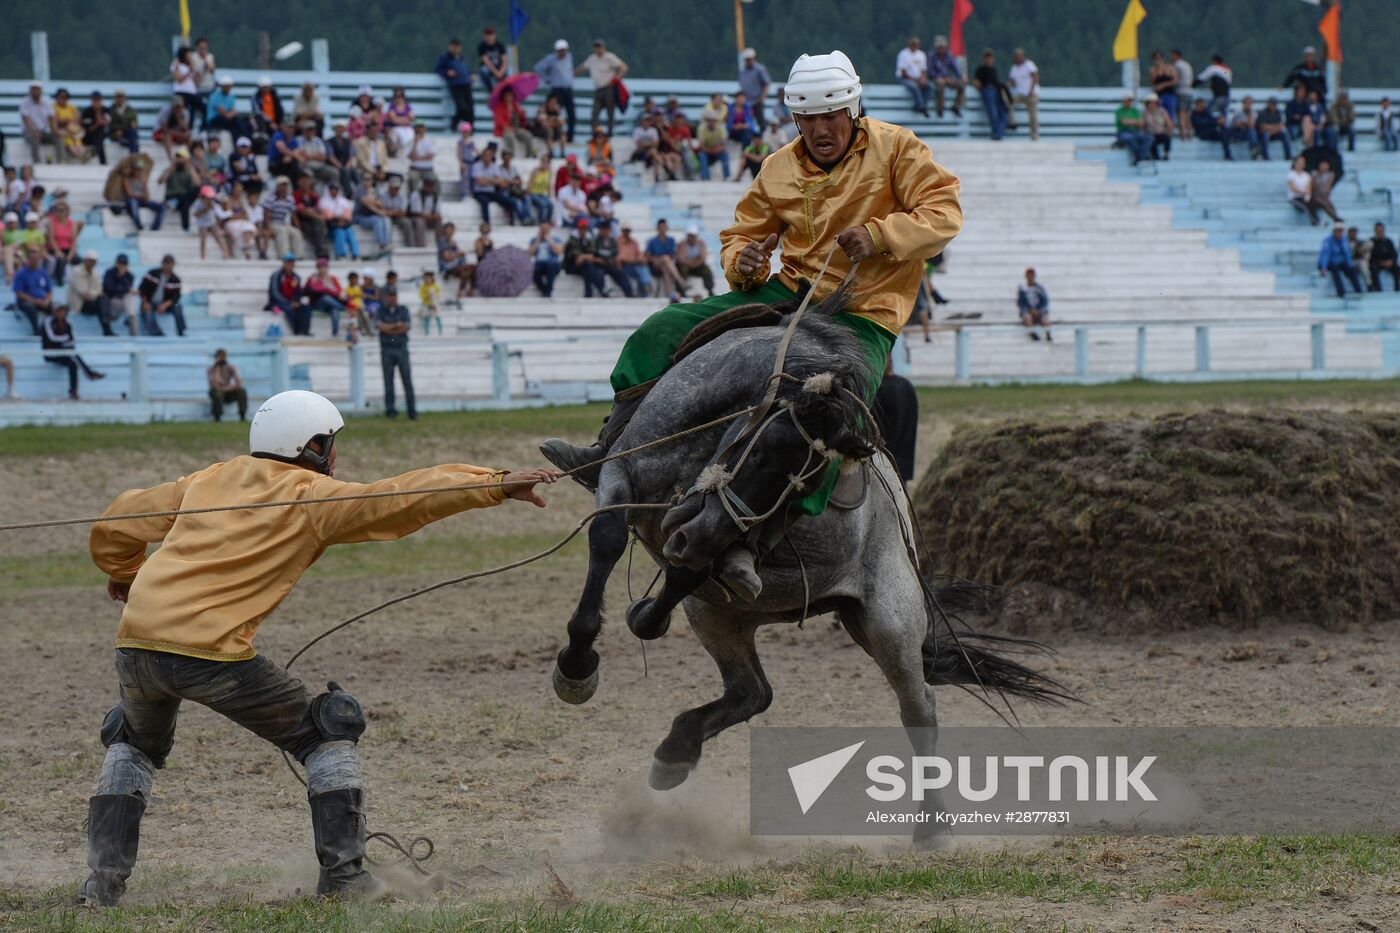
[509,0,529,44]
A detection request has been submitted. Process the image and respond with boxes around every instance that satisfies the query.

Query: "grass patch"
[1142,834,1400,904]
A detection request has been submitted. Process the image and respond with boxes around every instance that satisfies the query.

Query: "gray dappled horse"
[552,298,1067,846]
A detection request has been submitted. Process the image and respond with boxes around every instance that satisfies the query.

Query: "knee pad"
[310,682,366,745]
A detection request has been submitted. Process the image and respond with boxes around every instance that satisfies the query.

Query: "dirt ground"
[0,410,1396,932]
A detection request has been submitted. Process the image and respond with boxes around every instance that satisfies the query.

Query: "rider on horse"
[542,49,962,594]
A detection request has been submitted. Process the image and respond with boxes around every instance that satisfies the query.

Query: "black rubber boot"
[540,394,645,492]
[77,793,145,907]
[309,788,385,898]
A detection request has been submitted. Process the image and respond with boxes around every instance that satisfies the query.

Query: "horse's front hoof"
[648,756,693,791]
[552,664,598,705]
[626,598,672,641]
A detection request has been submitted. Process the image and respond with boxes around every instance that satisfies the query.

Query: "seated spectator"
[592,224,633,297]
[300,257,345,337]
[1284,85,1309,141]
[1189,98,1227,157]
[727,92,759,148]
[741,135,772,178]
[292,82,324,137]
[1256,99,1291,161]
[1302,91,1327,148]
[436,222,474,297]
[1114,96,1152,166]
[526,157,555,225]
[5,166,27,215]
[971,49,1008,141]
[532,98,565,157]
[676,225,714,297]
[154,96,192,162]
[192,186,233,260]
[406,123,438,193]
[1379,98,1398,153]
[1223,95,1258,161]
[69,251,103,324]
[265,253,302,327]
[354,182,394,258]
[378,174,413,246]
[42,201,82,286]
[1318,223,1363,298]
[586,182,618,229]
[264,177,304,258]
[383,86,416,153]
[224,186,265,260]
[1143,94,1173,160]
[616,225,652,296]
[327,123,355,194]
[320,182,360,259]
[118,158,164,233]
[268,120,302,184]
[587,126,614,172]
[632,112,660,169]
[697,113,730,181]
[470,144,517,225]
[563,219,608,297]
[455,122,478,198]
[1349,227,1373,290]
[1311,159,1342,225]
[354,122,392,189]
[474,222,494,262]
[207,349,248,421]
[667,111,698,177]
[499,152,530,223]
[927,36,965,118]
[228,137,261,193]
[20,81,57,164]
[2,212,26,282]
[1369,223,1399,292]
[251,77,285,138]
[205,136,229,188]
[13,247,54,334]
[108,89,140,155]
[554,153,582,194]
[761,117,793,153]
[293,174,332,258]
[138,255,188,336]
[1327,90,1355,152]
[406,177,441,250]
[52,89,87,162]
[158,148,200,232]
[1287,156,1317,223]
[81,90,112,166]
[557,175,589,228]
[1017,267,1051,341]
[205,76,251,140]
[298,121,340,190]
[529,221,564,296]
[42,305,105,399]
[896,37,931,117]
[700,93,727,126]
[493,89,536,159]
[0,351,14,400]
[100,253,139,336]
[646,219,685,301]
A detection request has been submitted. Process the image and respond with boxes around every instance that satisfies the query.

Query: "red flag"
[1318,1,1342,63]
[950,0,975,58]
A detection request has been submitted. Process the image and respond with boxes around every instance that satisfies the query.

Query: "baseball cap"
[282,252,297,261]
[1303,46,1317,55]
[257,75,273,87]
[2,212,17,223]
[115,253,129,263]
[458,121,473,133]
[575,217,590,228]
[1145,92,1159,103]
[83,249,98,261]
[275,177,290,187]
[199,185,216,197]
[316,256,329,266]
[554,39,569,50]
[934,35,949,46]
[236,136,251,147]
[218,75,234,85]
[24,211,39,223]
[686,223,700,235]
[742,47,756,58]
[360,267,376,278]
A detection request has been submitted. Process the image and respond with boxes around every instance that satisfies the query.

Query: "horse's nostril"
[667,530,687,555]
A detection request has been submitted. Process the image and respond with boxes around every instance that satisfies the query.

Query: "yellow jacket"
[90,456,508,661]
[720,117,962,334]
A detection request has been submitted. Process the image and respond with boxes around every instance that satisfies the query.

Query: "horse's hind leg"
[650,600,772,790]
[553,502,629,705]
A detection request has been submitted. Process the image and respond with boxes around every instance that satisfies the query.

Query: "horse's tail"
[922,583,1075,707]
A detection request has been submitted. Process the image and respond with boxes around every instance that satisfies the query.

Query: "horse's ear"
[829,428,878,461]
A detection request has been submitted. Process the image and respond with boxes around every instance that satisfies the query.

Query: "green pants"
[611,283,896,515]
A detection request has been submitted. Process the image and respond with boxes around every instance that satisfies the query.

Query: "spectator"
[727,92,760,148]
[346,86,377,138]
[1256,98,1291,161]
[1311,159,1342,225]
[42,305,104,399]
[577,39,628,137]
[1148,51,1179,123]
[1379,98,1398,152]
[191,38,217,132]
[479,26,508,92]
[498,152,530,223]
[474,222,495,261]
[652,123,687,181]
[100,253,138,337]
[1017,267,1051,341]
[154,97,192,162]
[697,113,730,180]
[138,255,187,336]
[266,253,302,328]
[292,83,325,137]
[81,91,112,166]
[529,221,564,296]
[225,186,263,260]
[740,134,772,179]
[326,123,355,194]
[493,88,536,158]
[617,225,652,296]
[1195,54,1232,116]
[298,121,340,190]
[417,269,443,336]
[676,224,714,297]
[251,77,285,138]
[1114,95,1152,166]
[873,357,918,490]
[972,49,1008,141]
[436,221,474,297]
[586,126,614,172]
[632,113,661,170]
[108,90,140,155]
[207,349,247,421]
[557,175,588,227]
[526,157,554,224]
[1143,94,1174,160]
[895,37,930,117]
[1190,98,1226,156]
[765,111,798,147]
[646,219,685,301]
[1369,223,1399,292]
[701,92,728,126]
[19,82,57,165]
[437,39,476,130]
[586,181,618,229]
[377,286,416,420]
[1171,49,1194,140]
[592,224,633,296]
[294,174,332,258]
[1287,155,1317,223]
[668,111,698,177]
[1006,49,1040,141]
[48,89,84,162]
[1,212,24,282]
[206,76,252,140]
[738,49,773,125]
[1281,45,1326,103]
[354,182,394,258]
[302,257,346,336]
[229,137,262,193]
[455,122,479,200]
[190,186,232,260]
[383,87,416,153]
[42,201,82,285]
[354,122,391,189]
[406,177,441,250]
[344,271,373,336]
[1326,90,1355,152]
[400,123,437,194]
[204,137,229,188]
[469,145,517,225]
[563,218,608,297]
[1285,86,1309,139]
[70,251,103,322]
[533,40,577,144]
[1223,95,1258,161]
[1348,227,1373,290]
[170,47,201,127]
[265,177,304,258]
[268,120,302,184]
[14,246,54,333]
[533,97,566,157]
[321,182,360,259]
[1318,222,1363,298]
[927,36,966,119]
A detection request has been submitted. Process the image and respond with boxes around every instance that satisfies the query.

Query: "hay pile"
[912,409,1400,629]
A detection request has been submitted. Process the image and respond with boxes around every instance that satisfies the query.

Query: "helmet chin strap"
[299,433,337,476]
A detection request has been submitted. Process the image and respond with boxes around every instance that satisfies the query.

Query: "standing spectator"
[493,88,536,158]
[1114,96,1152,166]
[529,221,564,296]
[1378,98,1398,152]
[697,113,730,180]
[377,287,416,420]
[1318,222,1363,298]
[13,247,53,334]
[293,174,331,259]
[563,219,607,297]
[1194,54,1232,116]
[676,224,714,297]
[1007,49,1040,141]
[895,37,930,117]
[1326,90,1355,152]
[265,177,304,258]
[81,91,112,166]
[138,255,187,337]
[42,305,104,398]
[1148,51,1179,123]
[70,250,104,322]
[417,269,442,336]
[469,145,517,224]
[292,83,325,137]
[321,182,360,259]
[353,122,391,188]
[42,201,82,286]
[455,122,479,199]
[1281,46,1327,104]
[171,48,201,126]
[1223,95,1258,162]
[739,49,772,126]
[100,253,138,337]
[972,50,1007,141]
[207,349,247,421]
[1256,98,1291,161]
[266,253,302,329]
[108,90,140,155]
[592,224,633,296]
[617,225,652,297]
[302,257,346,337]
[1310,159,1342,225]
[206,76,252,140]
[577,39,628,137]
[1017,267,1051,341]
[1143,94,1174,160]
[20,82,57,164]
[437,39,475,130]
[534,40,577,144]
[478,27,508,92]
[1369,223,1399,292]
[1287,155,1317,223]
[927,37,965,119]
[646,219,685,301]
[1171,49,1195,140]
[406,177,441,250]
[191,38,217,133]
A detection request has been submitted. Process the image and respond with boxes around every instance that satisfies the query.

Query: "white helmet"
[783,51,862,119]
[249,390,345,473]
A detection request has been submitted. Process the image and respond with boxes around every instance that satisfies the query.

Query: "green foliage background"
[2,1,1394,88]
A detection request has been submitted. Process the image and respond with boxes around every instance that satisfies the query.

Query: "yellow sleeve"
[865,132,963,263]
[720,172,783,291]
[89,478,190,583]
[307,464,509,546]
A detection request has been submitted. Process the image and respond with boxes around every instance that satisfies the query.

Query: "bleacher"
[4,70,1400,426]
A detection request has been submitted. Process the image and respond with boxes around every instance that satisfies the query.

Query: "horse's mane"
[766,285,878,435]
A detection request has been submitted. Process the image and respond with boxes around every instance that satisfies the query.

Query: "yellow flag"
[1113,0,1147,62]
[179,0,191,40]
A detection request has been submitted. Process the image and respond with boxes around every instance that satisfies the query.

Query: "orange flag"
[1318,1,1342,63]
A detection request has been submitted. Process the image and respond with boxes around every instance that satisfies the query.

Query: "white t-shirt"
[557,185,587,219]
[1008,60,1039,97]
[1286,169,1312,201]
[171,60,198,95]
[19,96,54,132]
[895,48,927,81]
[408,137,436,171]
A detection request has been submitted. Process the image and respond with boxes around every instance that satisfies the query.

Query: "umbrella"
[1302,144,1344,183]
[474,245,533,297]
[489,72,541,110]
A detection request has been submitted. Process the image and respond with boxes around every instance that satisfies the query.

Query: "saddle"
[614,303,788,402]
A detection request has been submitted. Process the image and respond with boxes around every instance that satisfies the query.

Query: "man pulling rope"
[77,389,560,906]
